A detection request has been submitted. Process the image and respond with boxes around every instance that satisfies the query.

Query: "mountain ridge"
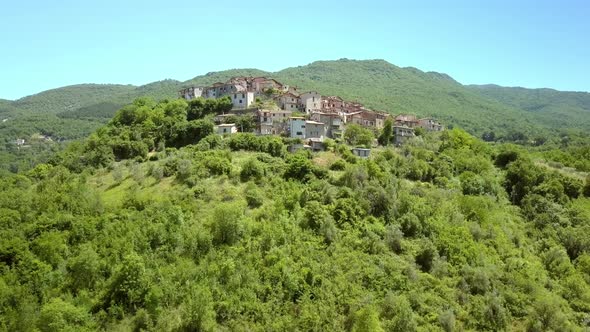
[2,59,589,143]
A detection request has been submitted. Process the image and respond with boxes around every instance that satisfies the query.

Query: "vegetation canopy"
[1,92,590,331]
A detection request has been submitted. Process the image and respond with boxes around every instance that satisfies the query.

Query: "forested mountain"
[0,99,21,117]
[12,84,137,114]
[3,59,589,140]
[273,59,539,138]
[2,59,589,173]
[468,84,590,131]
[1,96,590,330]
[0,80,186,171]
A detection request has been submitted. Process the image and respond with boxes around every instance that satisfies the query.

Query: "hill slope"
[13,80,183,116]
[12,84,137,114]
[0,99,21,117]
[2,111,590,329]
[273,59,539,137]
[468,84,590,131]
[6,59,589,140]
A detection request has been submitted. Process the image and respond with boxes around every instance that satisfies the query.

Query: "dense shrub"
[240,158,265,182]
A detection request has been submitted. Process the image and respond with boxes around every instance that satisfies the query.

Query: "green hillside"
[13,84,137,114]
[12,80,183,116]
[5,59,588,141]
[272,59,539,138]
[1,82,182,144]
[0,81,183,172]
[468,84,590,131]
[0,99,21,117]
[1,97,590,330]
[2,59,589,173]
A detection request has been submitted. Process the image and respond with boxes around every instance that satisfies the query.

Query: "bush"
[244,183,264,208]
[381,294,416,332]
[175,159,193,182]
[329,159,347,171]
[462,266,490,295]
[460,171,486,196]
[149,165,164,181]
[495,149,519,168]
[211,203,244,246]
[399,213,421,237]
[98,253,149,312]
[351,306,384,332]
[416,239,437,272]
[284,153,315,181]
[438,309,455,332]
[240,158,265,183]
[38,298,94,332]
[202,155,232,176]
[526,295,569,332]
[385,224,404,253]
[179,286,216,331]
[111,140,149,160]
[332,197,364,225]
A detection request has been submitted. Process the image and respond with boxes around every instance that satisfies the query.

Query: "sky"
[0,0,589,100]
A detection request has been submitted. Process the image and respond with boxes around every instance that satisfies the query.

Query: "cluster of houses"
[178,77,443,154]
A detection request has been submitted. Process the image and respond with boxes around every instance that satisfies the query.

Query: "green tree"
[180,285,216,331]
[526,295,569,332]
[378,118,393,146]
[226,115,256,133]
[504,159,544,205]
[67,244,101,292]
[240,158,265,182]
[211,203,244,245]
[344,124,374,147]
[38,298,94,332]
[381,294,417,332]
[352,306,384,332]
[98,253,149,312]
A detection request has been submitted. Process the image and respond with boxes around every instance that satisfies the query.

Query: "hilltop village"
[179,77,443,153]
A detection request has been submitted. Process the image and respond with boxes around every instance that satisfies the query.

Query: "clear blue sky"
[1,0,588,100]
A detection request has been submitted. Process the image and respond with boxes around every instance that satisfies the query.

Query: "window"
[239,100,242,104]
[242,93,245,98]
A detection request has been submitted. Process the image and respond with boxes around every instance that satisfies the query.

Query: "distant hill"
[272,59,540,137]
[0,99,21,117]
[2,59,589,143]
[467,84,590,131]
[12,80,182,115]
[0,80,185,144]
